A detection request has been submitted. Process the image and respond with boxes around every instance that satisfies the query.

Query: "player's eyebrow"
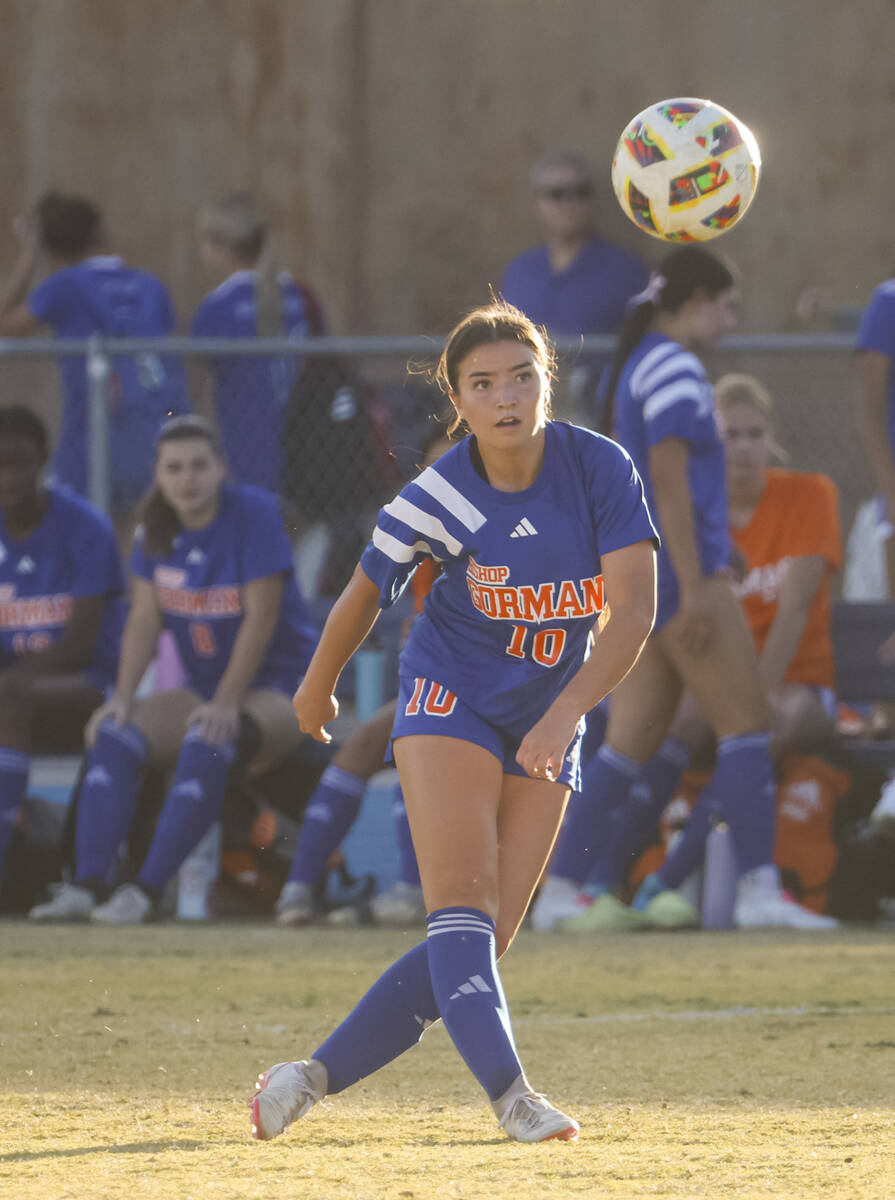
[467,361,533,379]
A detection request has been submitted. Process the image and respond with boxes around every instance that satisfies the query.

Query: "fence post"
[86,334,112,515]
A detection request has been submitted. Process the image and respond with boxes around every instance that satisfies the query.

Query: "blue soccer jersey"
[612,332,730,617]
[856,278,895,452]
[0,486,124,687]
[191,270,325,491]
[360,421,657,736]
[130,484,317,700]
[28,256,189,502]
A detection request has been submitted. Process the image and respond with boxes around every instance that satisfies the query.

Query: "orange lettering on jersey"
[554,580,586,619]
[155,585,242,618]
[465,567,605,625]
[0,594,73,630]
[467,556,510,585]
[404,676,426,716]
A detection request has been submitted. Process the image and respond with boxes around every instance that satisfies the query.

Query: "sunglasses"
[538,183,593,203]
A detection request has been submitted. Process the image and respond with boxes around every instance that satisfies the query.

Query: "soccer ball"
[610,98,761,242]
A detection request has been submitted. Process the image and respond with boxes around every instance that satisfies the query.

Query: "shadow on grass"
[1,1139,203,1163]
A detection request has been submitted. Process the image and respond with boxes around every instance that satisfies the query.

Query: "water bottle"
[177,821,221,921]
[701,822,738,930]
[354,637,387,722]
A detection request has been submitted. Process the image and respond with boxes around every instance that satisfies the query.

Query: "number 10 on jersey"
[505,624,566,667]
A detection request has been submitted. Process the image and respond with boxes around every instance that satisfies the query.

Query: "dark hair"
[601,246,736,434]
[0,404,50,461]
[434,299,556,435]
[140,415,224,555]
[35,191,102,259]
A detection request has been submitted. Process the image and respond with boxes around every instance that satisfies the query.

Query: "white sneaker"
[734,866,839,930]
[492,1074,579,1143]
[869,776,895,837]
[275,881,314,927]
[29,882,96,922]
[250,1059,327,1141]
[530,876,584,932]
[370,881,426,925]
[91,883,153,924]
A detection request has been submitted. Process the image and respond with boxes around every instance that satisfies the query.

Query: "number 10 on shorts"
[505,624,566,667]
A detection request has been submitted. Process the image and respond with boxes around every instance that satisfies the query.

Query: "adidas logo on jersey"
[16,555,36,574]
[509,518,538,538]
[448,974,493,1000]
[186,548,205,565]
[85,765,113,788]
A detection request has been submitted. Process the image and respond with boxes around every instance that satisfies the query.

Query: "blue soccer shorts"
[389,671,584,790]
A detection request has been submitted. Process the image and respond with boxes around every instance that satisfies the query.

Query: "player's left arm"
[191,573,284,744]
[7,594,105,677]
[757,554,827,692]
[516,538,656,779]
[0,213,48,337]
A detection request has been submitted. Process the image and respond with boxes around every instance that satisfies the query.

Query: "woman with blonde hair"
[192,192,326,491]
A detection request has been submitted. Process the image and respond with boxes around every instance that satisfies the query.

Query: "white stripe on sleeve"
[415,467,487,532]
[372,526,440,565]
[383,496,465,556]
[642,377,704,423]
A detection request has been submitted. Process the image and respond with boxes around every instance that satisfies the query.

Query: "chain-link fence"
[0,332,864,599]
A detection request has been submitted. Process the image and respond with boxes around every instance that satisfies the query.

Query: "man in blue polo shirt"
[501,149,649,337]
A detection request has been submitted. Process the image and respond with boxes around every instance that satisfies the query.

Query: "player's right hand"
[84,695,131,747]
[293,680,338,743]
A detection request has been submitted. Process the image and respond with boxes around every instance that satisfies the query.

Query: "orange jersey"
[731,468,841,688]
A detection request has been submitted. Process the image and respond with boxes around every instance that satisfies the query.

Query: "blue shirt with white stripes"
[360,421,657,733]
[613,331,729,600]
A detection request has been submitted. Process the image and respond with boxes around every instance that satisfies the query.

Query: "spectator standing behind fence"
[0,406,123,888]
[855,270,895,598]
[500,150,648,417]
[0,192,188,520]
[29,415,319,923]
[191,193,326,493]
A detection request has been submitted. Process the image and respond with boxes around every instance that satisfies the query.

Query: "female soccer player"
[251,300,658,1144]
[30,415,318,922]
[191,192,326,492]
[556,246,836,933]
[0,405,123,885]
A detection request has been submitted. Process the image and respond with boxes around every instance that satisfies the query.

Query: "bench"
[831,599,895,771]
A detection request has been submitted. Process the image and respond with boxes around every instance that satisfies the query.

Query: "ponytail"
[196,192,283,336]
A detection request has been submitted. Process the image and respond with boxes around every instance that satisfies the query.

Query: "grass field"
[3,921,894,1200]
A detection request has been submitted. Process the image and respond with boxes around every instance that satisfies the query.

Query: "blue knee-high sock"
[656,791,718,890]
[391,783,420,887]
[713,732,776,872]
[550,743,643,886]
[138,727,234,892]
[287,765,366,886]
[76,722,149,885]
[0,749,30,874]
[426,907,522,1101]
[313,941,440,1094]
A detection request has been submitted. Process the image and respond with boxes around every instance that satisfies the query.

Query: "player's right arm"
[293,564,382,743]
[85,578,161,744]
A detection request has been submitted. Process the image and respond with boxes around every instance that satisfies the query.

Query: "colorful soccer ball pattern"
[611,98,761,242]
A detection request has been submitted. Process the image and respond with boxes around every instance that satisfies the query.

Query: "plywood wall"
[1,0,892,335]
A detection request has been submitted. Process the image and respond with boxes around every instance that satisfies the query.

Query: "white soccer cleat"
[274,881,315,927]
[869,776,895,837]
[91,883,153,924]
[370,881,426,926]
[530,876,585,932]
[492,1074,579,1143]
[250,1059,327,1141]
[28,882,96,922]
[733,866,839,930]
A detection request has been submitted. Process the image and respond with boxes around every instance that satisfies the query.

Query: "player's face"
[534,168,595,240]
[155,438,226,524]
[688,286,740,348]
[722,401,772,485]
[0,435,44,511]
[450,340,548,449]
